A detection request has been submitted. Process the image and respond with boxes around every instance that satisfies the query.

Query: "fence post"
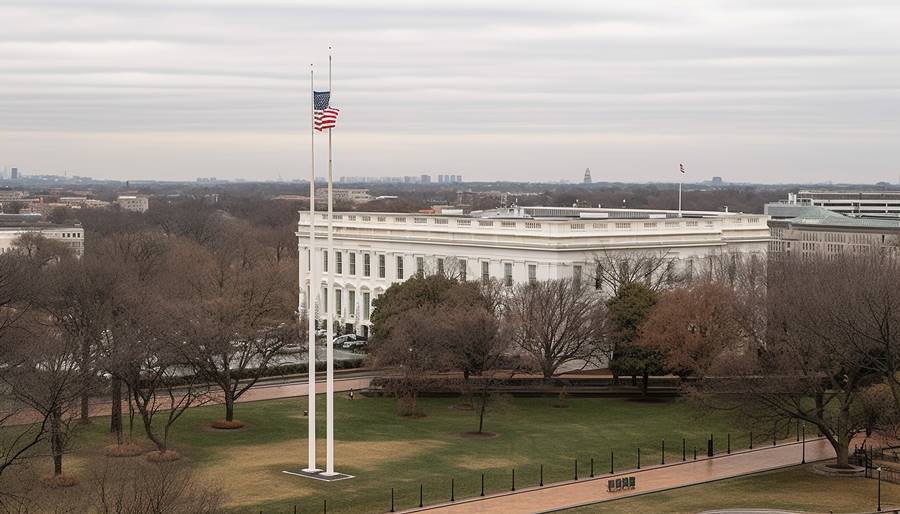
[773,422,777,446]
[796,420,800,442]
[661,440,665,465]
[294,506,298,514]
[727,433,731,454]
[390,489,394,512]
[481,473,484,496]
[590,457,594,478]
[323,499,327,514]
[682,438,686,461]
[512,468,516,491]
[419,484,423,508]
[750,431,753,450]
[610,450,614,474]
[637,447,641,469]
[574,459,578,480]
[451,478,455,502]
[693,447,697,460]
[540,464,544,486]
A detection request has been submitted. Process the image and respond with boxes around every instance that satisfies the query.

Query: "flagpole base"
[283,469,354,482]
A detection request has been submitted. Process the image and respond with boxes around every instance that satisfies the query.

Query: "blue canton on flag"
[314,91,330,111]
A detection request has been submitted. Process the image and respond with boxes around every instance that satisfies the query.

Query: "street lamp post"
[877,466,882,512]
[801,424,805,464]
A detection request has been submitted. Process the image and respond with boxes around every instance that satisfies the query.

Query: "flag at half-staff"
[314,91,340,131]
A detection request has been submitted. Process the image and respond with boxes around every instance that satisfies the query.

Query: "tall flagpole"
[324,47,336,476]
[304,63,320,473]
[678,163,684,217]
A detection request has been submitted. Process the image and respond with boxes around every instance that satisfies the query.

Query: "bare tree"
[505,278,603,379]
[1,310,85,481]
[693,254,875,468]
[89,459,223,514]
[590,249,681,297]
[168,231,299,427]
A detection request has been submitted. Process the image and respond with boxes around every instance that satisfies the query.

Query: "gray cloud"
[0,0,898,183]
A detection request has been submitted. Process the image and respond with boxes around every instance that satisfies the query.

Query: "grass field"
[11,394,804,513]
[561,464,900,513]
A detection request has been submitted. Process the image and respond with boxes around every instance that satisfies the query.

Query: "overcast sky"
[2,0,899,183]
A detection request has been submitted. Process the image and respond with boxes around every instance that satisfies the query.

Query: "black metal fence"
[274,422,814,513]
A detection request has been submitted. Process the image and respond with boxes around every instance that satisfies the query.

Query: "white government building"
[297,206,769,337]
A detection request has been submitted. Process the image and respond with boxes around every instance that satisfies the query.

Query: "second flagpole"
[324,47,336,476]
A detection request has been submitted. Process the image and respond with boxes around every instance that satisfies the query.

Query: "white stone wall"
[298,211,770,336]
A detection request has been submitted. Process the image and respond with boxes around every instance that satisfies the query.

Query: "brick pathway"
[401,438,842,514]
[6,373,375,425]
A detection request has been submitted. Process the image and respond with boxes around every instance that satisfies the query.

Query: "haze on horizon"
[1,0,899,184]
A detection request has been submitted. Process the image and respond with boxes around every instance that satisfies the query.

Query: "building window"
[349,252,356,275]
[336,252,343,274]
[528,264,536,284]
[437,258,444,275]
[481,261,490,283]
[573,265,582,286]
[336,289,342,317]
[378,254,386,278]
[323,250,329,272]
[322,287,328,313]
[595,264,603,290]
[459,259,467,282]
[348,290,356,318]
[363,253,371,277]
[397,256,404,280]
[504,263,513,287]
[416,257,424,276]
[363,292,371,319]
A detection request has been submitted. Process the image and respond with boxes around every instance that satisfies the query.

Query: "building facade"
[0,220,85,257]
[768,206,900,257]
[314,188,372,204]
[766,190,900,219]
[116,195,149,213]
[298,207,769,337]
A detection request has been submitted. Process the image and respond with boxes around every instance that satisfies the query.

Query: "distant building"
[711,176,723,186]
[0,217,85,257]
[766,190,900,219]
[583,168,592,184]
[420,174,431,184]
[456,175,463,183]
[10,168,18,180]
[769,206,900,257]
[314,188,372,204]
[116,195,149,213]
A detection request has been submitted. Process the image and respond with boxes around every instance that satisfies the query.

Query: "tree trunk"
[478,386,489,433]
[110,377,123,444]
[80,338,91,424]
[834,438,850,468]
[641,371,649,397]
[50,408,63,477]
[224,393,235,422]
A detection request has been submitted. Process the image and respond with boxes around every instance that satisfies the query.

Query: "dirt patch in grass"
[449,403,475,411]
[41,474,79,488]
[145,450,181,462]
[456,457,519,470]
[104,444,145,458]
[461,431,499,439]
[210,420,245,430]
[200,439,447,507]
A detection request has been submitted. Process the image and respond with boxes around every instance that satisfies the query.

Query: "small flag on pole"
[314,91,340,131]
[680,163,685,174]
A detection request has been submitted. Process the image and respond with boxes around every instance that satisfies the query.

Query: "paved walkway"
[7,373,375,425]
[401,438,843,514]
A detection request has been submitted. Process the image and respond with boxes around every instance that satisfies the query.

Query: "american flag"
[313,91,340,131]
[680,163,685,174]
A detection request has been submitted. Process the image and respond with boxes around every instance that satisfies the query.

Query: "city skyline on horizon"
[1,1,899,184]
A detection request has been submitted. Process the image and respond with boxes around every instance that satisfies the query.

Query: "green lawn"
[560,464,900,513]
[15,395,793,513]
